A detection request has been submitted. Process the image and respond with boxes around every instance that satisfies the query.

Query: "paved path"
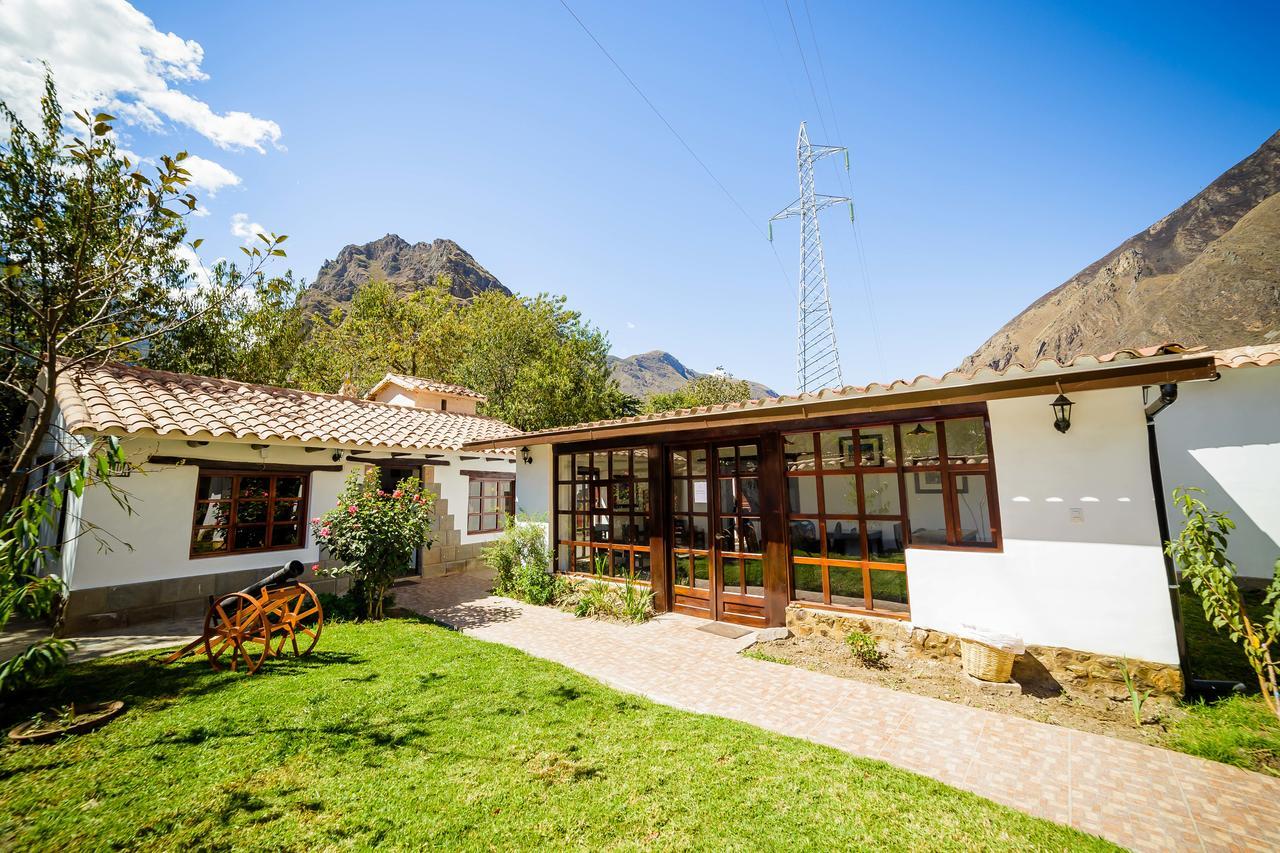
[397,572,1280,853]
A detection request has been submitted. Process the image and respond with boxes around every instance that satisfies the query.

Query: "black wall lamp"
[520,446,533,465]
[1051,393,1074,433]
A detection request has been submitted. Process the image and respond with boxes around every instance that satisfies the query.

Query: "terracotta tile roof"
[1205,344,1280,370]
[366,373,487,401]
[465,343,1233,447]
[55,361,520,451]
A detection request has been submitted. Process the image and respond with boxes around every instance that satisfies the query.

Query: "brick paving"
[398,571,1280,853]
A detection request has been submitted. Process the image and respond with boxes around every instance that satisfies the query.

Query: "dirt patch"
[748,634,1185,747]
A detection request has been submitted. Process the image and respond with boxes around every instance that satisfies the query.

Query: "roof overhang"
[463,353,1219,450]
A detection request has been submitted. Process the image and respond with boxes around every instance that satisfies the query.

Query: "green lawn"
[0,618,1112,850]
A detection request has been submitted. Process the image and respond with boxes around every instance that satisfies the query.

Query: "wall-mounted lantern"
[520,446,533,465]
[1051,394,1074,433]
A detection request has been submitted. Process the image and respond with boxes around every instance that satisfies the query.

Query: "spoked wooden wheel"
[273,582,323,657]
[204,592,270,674]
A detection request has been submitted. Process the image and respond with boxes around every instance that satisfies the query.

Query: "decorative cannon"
[164,560,324,674]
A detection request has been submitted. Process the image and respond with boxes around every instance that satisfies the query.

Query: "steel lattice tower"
[770,122,851,393]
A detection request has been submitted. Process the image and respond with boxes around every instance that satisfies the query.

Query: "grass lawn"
[0,618,1113,851]
[1169,583,1280,776]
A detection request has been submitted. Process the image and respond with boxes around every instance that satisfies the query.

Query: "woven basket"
[960,638,1016,683]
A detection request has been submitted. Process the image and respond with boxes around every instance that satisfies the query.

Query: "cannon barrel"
[213,560,305,612]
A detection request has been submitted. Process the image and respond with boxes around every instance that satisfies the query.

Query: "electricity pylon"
[770,122,851,393]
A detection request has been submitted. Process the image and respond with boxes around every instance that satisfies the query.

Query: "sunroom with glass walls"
[554,447,653,582]
[783,415,999,619]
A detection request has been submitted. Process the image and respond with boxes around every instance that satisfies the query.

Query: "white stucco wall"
[906,387,1181,664]
[434,451,519,545]
[1155,367,1280,580]
[516,444,555,553]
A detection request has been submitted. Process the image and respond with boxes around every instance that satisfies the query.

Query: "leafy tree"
[644,370,752,413]
[1167,487,1280,718]
[0,75,285,513]
[147,262,306,386]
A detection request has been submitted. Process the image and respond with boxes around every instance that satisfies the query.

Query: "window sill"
[906,543,1002,555]
[788,600,911,621]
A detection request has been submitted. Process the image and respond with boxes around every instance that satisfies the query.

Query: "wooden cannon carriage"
[164,560,324,674]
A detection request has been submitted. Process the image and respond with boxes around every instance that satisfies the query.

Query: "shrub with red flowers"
[311,470,436,619]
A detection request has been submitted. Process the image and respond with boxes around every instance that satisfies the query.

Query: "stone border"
[785,604,1183,697]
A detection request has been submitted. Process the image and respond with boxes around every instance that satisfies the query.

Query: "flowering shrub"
[311,470,435,619]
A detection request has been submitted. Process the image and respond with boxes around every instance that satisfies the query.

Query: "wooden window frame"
[553,447,652,582]
[466,473,516,534]
[190,470,310,559]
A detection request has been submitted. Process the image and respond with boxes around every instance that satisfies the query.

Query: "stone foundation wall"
[786,604,1184,697]
[61,566,350,634]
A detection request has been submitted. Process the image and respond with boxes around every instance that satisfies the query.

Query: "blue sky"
[5,1,1278,394]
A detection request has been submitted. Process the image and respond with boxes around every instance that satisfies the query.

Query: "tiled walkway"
[398,572,1280,853]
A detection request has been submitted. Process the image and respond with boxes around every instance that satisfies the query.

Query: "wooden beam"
[353,457,450,466]
[147,456,342,473]
[460,469,515,481]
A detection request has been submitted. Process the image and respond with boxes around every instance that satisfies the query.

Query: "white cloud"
[230,212,268,245]
[174,243,210,288]
[625,321,637,329]
[0,0,282,152]
[183,154,240,196]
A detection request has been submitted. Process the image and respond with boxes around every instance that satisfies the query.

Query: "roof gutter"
[1144,382,1190,692]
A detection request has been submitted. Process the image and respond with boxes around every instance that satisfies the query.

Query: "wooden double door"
[668,441,770,627]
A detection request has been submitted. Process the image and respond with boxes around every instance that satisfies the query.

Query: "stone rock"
[754,627,791,643]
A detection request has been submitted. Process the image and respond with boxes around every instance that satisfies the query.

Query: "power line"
[556,0,796,295]
[782,0,832,142]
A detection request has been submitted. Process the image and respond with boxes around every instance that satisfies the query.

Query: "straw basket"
[960,638,1016,683]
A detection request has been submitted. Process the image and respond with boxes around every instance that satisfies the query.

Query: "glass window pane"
[633,449,650,480]
[592,548,611,575]
[672,480,689,513]
[954,474,995,546]
[673,552,692,587]
[468,514,480,532]
[788,476,819,515]
[717,517,738,553]
[611,449,630,478]
[690,448,707,476]
[829,565,865,609]
[481,497,497,512]
[870,569,909,612]
[632,513,650,543]
[557,543,570,571]
[738,444,760,473]
[784,432,816,473]
[673,515,691,548]
[718,478,737,514]
[739,519,763,555]
[635,481,651,514]
[197,476,234,501]
[557,454,573,481]
[192,527,228,554]
[789,520,821,559]
[469,480,481,497]
[612,549,629,578]
[945,418,989,465]
[691,515,710,550]
[633,551,652,582]
[271,524,301,547]
[557,484,572,510]
[234,526,267,550]
[721,557,741,589]
[237,501,268,524]
[275,477,303,499]
[825,520,862,560]
[740,477,761,513]
[692,553,710,588]
[856,426,896,467]
[592,515,609,541]
[822,475,859,515]
[906,476,948,545]
[820,430,856,470]
[612,481,633,509]
[861,473,901,515]
[866,520,906,563]
[671,450,689,476]
[239,477,270,499]
[273,500,301,522]
[593,485,608,510]
[902,423,940,467]
[482,480,498,497]
[592,452,609,480]
[612,516,633,545]
[717,446,736,474]
[574,546,592,574]
[792,562,824,603]
[557,514,573,543]
[193,501,230,527]
[574,453,594,479]
[743,558,764,596]
[575,514,591,541]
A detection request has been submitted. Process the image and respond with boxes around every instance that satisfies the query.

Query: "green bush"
[561,570,654,623]
[845,630,886,668]
[484,516,557,605]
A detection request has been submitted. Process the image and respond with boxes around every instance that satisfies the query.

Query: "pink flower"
[377,489,387,497]
[348,505,358,514]
[392,490,403,499]
[311,517,320,524]
[320,526,331,536]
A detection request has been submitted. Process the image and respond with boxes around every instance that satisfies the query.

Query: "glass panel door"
[670,447,713,617]
[714,443,765,608]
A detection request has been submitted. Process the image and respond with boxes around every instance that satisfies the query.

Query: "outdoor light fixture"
[908,423,932,436]
[520,446,533,465]
[1051,394,1074,433]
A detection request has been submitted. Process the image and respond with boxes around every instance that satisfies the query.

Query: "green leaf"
[192,238,204,249]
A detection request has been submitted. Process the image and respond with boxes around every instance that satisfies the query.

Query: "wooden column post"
[760,430,790,627]
[647,442,671,613]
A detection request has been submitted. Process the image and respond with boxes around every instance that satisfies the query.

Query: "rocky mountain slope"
[609,351,777,399]
[303,234,510,313]
[963,131,1280,371]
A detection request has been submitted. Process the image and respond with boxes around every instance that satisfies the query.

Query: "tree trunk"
[1,358,58,516]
